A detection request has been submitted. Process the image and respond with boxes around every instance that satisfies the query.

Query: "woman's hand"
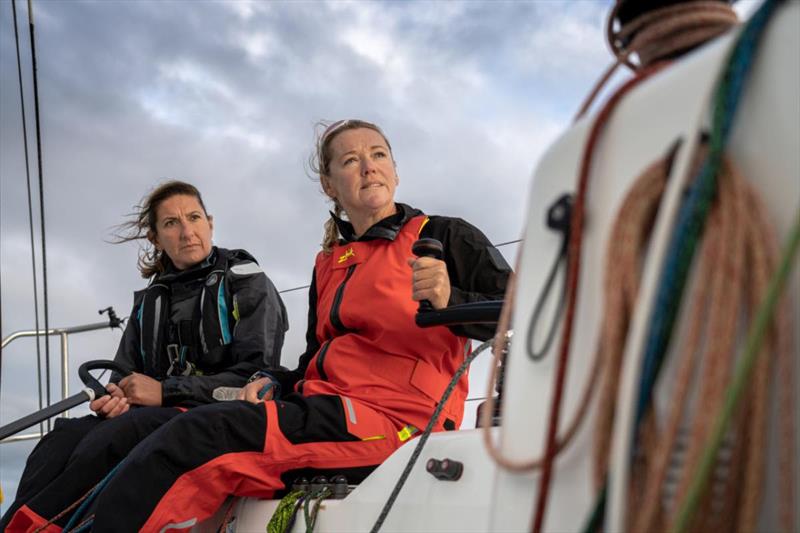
[118,373,163,407]
[89,382,130,419]
[237,377,275,404]
[407,256,451,310]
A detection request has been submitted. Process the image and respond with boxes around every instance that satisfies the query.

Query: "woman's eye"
[163,220,175,227]
[374,151,387,159]
[344,157,357,165]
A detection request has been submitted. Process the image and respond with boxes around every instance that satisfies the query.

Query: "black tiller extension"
[0,360,129,441]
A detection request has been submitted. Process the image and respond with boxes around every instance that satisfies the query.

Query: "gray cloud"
[0,0,627,509]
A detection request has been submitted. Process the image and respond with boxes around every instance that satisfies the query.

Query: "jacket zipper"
[316,340,332,381]
[330,264,357,332]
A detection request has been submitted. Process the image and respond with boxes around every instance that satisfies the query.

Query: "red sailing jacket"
[297,215,470,431]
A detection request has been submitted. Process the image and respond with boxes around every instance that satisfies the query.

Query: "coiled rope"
[477,3,795,533]
[481,1,740,473]
[593,149,796,533]
[576,0,738,119]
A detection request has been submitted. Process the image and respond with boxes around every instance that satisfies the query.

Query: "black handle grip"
[412,238,444,314]
[78,360,132,398]
[412,238,444,261]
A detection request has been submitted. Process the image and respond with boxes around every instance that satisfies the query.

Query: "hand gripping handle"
[78,360,132,399]
[412,238,444,314]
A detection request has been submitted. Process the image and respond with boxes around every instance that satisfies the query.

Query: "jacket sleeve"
[266,267,319,395]
[110,293,146,383]
[422,216,511,341]
[161,262,289,406]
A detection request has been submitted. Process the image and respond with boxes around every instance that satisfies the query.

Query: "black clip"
[527,193,573,361]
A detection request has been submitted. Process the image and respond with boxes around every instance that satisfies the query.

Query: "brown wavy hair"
[113,180,209,278]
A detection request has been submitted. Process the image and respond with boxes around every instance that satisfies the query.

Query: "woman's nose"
[361,158,377,175]
[179,221,194,238]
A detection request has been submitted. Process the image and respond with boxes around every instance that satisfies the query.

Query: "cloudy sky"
[0,0,759,510]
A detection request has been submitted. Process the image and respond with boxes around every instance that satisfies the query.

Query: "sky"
[0,0,758,512]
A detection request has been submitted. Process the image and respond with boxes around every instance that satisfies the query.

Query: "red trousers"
[9,394,407,532]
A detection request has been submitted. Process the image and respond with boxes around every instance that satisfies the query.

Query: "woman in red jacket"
[71,120,509,532]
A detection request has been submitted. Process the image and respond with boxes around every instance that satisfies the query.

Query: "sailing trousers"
[86,394,404,532]
[0,415,102,530]
[4,407,181,532]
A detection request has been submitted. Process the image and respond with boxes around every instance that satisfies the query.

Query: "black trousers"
[89,395,401,532]
[0,415,102,529]
[2,407,180,530]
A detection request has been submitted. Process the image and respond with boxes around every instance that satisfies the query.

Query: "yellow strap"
[397,425,419,442]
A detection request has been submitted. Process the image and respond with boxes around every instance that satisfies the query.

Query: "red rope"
[530,61,668,533]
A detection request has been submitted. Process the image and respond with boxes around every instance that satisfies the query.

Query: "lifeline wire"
[11,0,46,433]
[370,338,494,533]
[26,0,52,427]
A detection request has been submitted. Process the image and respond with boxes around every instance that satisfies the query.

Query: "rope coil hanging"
[592,149,796,533]
[480,2,796,533]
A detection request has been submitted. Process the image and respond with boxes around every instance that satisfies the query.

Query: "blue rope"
[632,0,781,433]
[63,459,126,531]
[580,2,783,530]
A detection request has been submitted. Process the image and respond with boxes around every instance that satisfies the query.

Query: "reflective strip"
[152,295,162,361]
[199,287,208,354]
[218,281,232,345]
[343,397,357,425]
[159,518,197,532]
[212,386,242,401]
[398,425,418,442]
[137,304,145,366]
[230,261,262,276]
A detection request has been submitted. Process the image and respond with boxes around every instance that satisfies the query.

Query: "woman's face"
[321,127,398,225]
[151,194,214,270]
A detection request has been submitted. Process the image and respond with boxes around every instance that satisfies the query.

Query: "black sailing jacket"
[112,247,288,406]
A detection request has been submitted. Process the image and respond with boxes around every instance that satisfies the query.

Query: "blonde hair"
[309,119,393,253]
[113,180,209,278]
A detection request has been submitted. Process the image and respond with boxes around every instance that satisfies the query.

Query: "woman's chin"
[360,193,394,212]
[173,249,208,270]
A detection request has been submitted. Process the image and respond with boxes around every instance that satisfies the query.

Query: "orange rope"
[593,152,795,533]
[576,1,738,120]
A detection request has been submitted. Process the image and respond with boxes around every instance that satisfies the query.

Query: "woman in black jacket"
[2,180,288,531]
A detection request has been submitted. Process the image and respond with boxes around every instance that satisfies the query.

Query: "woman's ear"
[147,230,160,251]
[320,175,335,199]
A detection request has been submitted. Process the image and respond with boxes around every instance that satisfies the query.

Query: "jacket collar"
[331,203,423,243]
[156,247,218,284]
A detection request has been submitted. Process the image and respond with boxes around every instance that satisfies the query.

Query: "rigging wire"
[11,0,46,434]
[26,0,52,428]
